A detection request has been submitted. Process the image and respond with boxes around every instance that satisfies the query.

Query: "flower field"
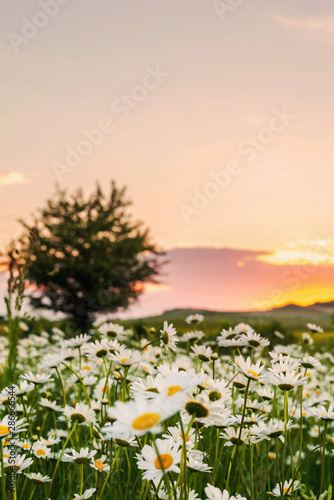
[0,315,334,499]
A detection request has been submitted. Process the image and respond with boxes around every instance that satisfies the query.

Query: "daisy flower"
[180,331,205,342]
[131,375,161,398]
[301,356,322,370]
[0,416,12,439]
[32,442,51,459]
[183,394,227,426]
[40,398,62,412]
[272,479,299,497]
[24,472,51,483]
[157,484,200,500]
[309,404,334,421]
[253,418,293,443]
[109,348,142,367]
[90,454,110,472]
[3,454,34,474]
[302,332,314,345]
[269,371,307,392]
[0,415,27,439]
[63,403,97,426]
[63,447,97,463]
[14,380,35,396]
[163,424,196,449]
[101,424,138,448]
[98,321,126,339]
[17,440,32,451]
[187,450,212,472]
[221,427,252,446]
[85,339,113,359]
[269,358,300,373]
[204,484,247,500]
[307,323,323,333]
[64,334,91,348]
[240,331,270,348]
[191,345,213,362]
[157,371,202,399]
[160,321,179,351]
[186,314,204,325]
[136,438,181,485]
[109,397,181,436]
[71,488,96,500]
[232,356,265,380]
[234,323,254,335]
[202,378,231,404]
[20,372,53,385]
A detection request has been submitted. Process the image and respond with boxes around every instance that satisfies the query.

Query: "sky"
[1,0,334,315]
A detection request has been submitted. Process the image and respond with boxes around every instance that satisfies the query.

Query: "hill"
[119,301,334,336]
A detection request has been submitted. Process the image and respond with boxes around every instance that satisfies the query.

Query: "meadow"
[0,311,334,500]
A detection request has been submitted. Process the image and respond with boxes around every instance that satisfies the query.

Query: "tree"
[17,182,162,329]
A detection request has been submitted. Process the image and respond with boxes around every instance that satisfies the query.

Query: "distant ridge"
[162,298,334,316]
[132,299,334,331]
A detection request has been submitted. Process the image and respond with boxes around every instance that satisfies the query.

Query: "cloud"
[268,13,334,35]
[0,172,30,188]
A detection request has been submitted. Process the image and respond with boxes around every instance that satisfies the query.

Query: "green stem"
[46,422,78,500]
[28,484,36,500]
[140,337,161,352]
[250,443,254,500]
[98,446,121,499]
[80,463,84,495]
[321,420,328,492]
[283,444,323,498]
[281,391,289,500]
[231,377,251,491]
[55,367,66,406]
[61,363,91,406]
[0,440,7,500]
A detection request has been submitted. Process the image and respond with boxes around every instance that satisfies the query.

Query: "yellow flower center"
[22,444,31,449]
[284,487,291,494]
[0,426,9,436]
[179,434,190,442]
[94,460,105,470]
[82,365,91,371]
[132,413,160,431]
[120,358,129,364]
[154,453,173,470]
[36,449,46,456]
[167,385,182,396]
[248,370,258,378]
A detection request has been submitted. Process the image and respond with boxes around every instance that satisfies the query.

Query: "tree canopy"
[17,182,162,328]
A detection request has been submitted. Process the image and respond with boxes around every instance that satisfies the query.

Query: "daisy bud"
[327,437,334,448]
[211,353,218,361]
[32,435,39,441]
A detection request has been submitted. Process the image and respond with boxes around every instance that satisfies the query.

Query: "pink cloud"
[0,172,30,188]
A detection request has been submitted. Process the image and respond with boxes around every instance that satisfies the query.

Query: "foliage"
[16,182,162,328]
